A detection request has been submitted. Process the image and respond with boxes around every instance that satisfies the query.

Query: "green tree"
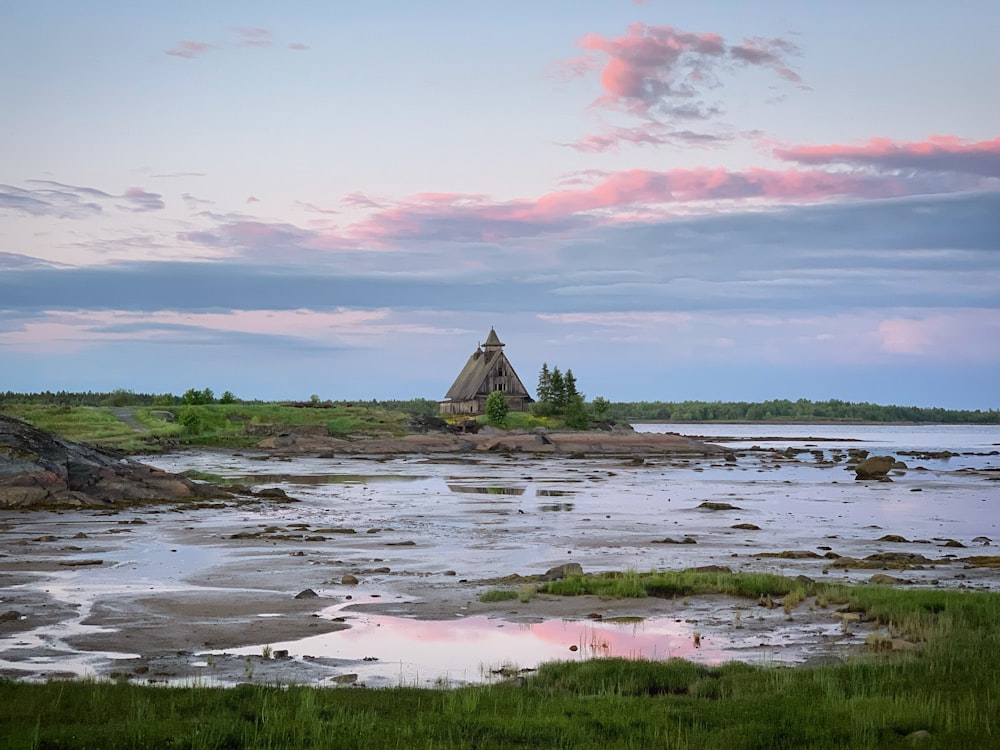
[219,390,237,404]
[182,387,215,405]
[536,363,552,403]
[563,394,590,429]
[591,396,610,420]
[106,388,136,407]
[550,368,566,409]
[564,369,579,401]
[485,391,509,428]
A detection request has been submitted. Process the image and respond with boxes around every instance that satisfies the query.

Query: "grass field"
[0,403,412,452]
[2,576,997,749]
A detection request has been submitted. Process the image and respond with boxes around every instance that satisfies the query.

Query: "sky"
[1,1,998,409]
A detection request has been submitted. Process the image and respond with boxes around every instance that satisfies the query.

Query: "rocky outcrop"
[0,414,226,509]
[255,429,726,457]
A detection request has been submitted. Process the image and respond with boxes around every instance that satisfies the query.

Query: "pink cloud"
[234,27,273,48]
[774,135,1000,178]
[289,42,309,51]
[344,167,923,245]
[246,196,260,204]
[567,23,801,121]
[165,40,216,59]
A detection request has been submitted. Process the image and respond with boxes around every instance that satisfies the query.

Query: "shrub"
[485,391,509,428]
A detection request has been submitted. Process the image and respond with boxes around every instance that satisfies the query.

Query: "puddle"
[229,474,427,486]
[447,485,526,496]
[216,605,861,688]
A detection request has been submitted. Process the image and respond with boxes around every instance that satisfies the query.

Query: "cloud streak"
[165,40,216,59]
[1,181,165,219]
[774,135,1000,178]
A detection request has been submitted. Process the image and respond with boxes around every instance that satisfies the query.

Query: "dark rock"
[689,565,733,574]
[341,574,359,585]
[652,537,697,544]
[409,414,450,433]
[58,559,103,567]
[731,523,761,530]
[869,573,907,585]
[254,487,291,499]
[697,501,742,511]
[0,610,22,622]
[294,588,319,599]
[543,562,583,581]
[854,455,896,479]
[0,414,227,509]
[877,534,910,543]
[753,550,821,559]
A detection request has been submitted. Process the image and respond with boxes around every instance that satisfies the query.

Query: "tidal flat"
[1,424,997,689]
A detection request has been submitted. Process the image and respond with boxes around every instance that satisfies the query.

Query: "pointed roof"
[483,327,503,348]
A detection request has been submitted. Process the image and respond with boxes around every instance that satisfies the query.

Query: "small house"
[439,328,534,415]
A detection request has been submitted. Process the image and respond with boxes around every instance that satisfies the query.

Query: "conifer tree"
[550,367,566,409]
[536,362,552,403]
[564,369,579,401]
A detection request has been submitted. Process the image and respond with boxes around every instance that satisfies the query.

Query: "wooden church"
[439,328,534,416]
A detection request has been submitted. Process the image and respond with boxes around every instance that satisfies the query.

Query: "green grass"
[468,411,565,431]
[540,569,817,601]
[1,580,998,748]
[0,405,144,443]
[1,403,412,452]
[479,589,519,602]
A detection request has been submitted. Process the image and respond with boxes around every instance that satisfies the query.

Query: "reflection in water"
[537,489,575,497]
[229,474,427,485]
[538,503,575,512]
[447,485,526,496]
[225,614,706,686]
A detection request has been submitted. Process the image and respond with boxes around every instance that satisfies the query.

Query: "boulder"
[0,414,228,509]
[543,562,583,581]
[854,455,896,480]
[698,501,742,511]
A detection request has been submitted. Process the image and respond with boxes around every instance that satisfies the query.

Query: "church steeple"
[483,327,504,354]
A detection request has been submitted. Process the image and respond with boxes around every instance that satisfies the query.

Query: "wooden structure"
[439,328,534,415]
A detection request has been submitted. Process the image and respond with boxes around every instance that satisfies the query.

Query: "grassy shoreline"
[3,575,997,749]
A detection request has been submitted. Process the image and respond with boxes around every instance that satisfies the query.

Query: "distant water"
[632,422,1000,455]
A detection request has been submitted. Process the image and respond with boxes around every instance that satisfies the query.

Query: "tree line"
[602,399,1000,424]
[2,390,996,424]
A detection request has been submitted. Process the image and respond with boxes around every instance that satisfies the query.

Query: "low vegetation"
[0,401,413,452]
[2,573,997,748]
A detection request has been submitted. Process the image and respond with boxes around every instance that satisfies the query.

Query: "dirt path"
[108,407,149,433]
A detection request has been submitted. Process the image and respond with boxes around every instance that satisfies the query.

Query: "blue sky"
[1,1,998,408]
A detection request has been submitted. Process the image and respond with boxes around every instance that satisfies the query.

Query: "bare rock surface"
[255,429,725,456]
[0,414,225,509]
